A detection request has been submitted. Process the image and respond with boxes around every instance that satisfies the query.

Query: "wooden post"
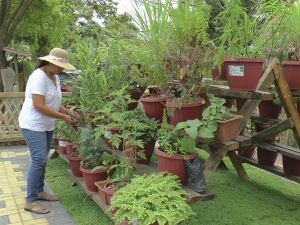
[238,59,278,132]
[272,63,300,147]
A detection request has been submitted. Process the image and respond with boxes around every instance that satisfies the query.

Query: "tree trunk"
[0,43,5,92]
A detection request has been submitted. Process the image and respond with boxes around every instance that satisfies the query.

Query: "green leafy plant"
[55,120,72,141]
[79,127,112,169]
[110,172,195,225]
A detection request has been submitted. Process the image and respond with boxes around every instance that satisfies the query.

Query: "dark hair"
[36,60,49,69]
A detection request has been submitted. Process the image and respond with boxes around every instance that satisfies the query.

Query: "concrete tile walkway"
[0,146,75,225]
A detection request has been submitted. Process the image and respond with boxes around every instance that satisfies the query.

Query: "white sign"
[229,65,244,77]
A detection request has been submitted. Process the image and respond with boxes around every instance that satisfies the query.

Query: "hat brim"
[38,56,76,70]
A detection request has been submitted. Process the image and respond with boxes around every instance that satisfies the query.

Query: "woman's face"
[48,63,64,75]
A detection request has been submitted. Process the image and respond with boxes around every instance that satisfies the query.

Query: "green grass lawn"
[46,155,300,225]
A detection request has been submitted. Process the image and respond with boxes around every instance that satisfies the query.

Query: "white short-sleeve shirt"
[18,68,62,131]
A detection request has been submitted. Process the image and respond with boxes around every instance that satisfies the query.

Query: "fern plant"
[110,172,194,225]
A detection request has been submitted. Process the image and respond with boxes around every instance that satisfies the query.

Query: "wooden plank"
[273,63,300,147]
[204,145,229,179]
[67,170,113,218]
[257,143,300,160]
[227,151,249,180]
[0,136,24,143]
[239,156,300,184]
[0,92,25,97]
[251,116,281,130]
[251,119,293,144]
[203,84,273,100]
[3,47,30,57]
[238,58,278,132]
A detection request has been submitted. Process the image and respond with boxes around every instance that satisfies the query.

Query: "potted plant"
[110,108,158,164]
[110,173,195,225]
[156,111,216,185]
[203,97,243,142]
[55,120,72,155]
[79,127,114,192]
[213,0,272,91]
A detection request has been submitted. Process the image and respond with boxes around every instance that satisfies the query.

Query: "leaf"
[184,126,198,140]
[179,137,195,153]
[198,127,215,139]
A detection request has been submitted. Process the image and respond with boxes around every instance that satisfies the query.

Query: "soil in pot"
[103,180,130,205]
[80,167,108,192]
[155,148,197,185]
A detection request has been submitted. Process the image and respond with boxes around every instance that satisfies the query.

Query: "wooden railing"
[0,92,71,143]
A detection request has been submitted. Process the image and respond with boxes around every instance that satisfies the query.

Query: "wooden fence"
[0,92,24,142]
[0,92,71,143]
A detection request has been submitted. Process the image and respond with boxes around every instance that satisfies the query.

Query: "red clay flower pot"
[258,100,282,118]
[282,156,300,176]
[58,139,67,154]
[282,61,300,90]
[141,97,166,122]
[224,58,264,91]
[216,114,243,142]
[127,89,144,110]
[80,167,108,192]
[256,126,278,166]
[66,142,74,155]
[169,101,205,125]
[211,64,226,80]
[67,155,83,177]
[155,148,197,185]
[125,139,156,164]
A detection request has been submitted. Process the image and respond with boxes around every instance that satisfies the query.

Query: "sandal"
[37,192,59,201]
[24,202,50,214]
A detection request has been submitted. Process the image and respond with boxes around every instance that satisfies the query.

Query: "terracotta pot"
[216,114,243,142]
[282,156,300,176]
[259,100,282,118]
[211,64,226,80]
[224,58,264,91]
[257,148,278,166]
[127,89,144,110]
[67,155,83,177]
[282,61,300,90]
[103,180,130,205]
[236,99,246,111]
[66,142,74,155]
[169,101,205,125]
[80,167,108,192]
[95,180,108,205]
[140,97,166,122]
[155,148,197,185]
[256,126,278,166]
[238,145,256,158]
[125,139,156,164]
[58,139,67,155]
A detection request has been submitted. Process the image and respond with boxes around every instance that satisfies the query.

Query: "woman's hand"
[63,114,74,125]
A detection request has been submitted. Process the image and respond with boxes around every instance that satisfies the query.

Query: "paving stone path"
[0,145,75,225]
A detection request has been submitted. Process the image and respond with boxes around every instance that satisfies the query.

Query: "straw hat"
[38,48,76,70]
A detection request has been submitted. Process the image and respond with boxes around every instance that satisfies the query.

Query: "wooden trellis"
[0,92,24,142]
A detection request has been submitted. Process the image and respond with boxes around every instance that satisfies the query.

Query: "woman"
[19,48,75,214]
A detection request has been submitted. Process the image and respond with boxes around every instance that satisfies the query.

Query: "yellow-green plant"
[110,173,194,225]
